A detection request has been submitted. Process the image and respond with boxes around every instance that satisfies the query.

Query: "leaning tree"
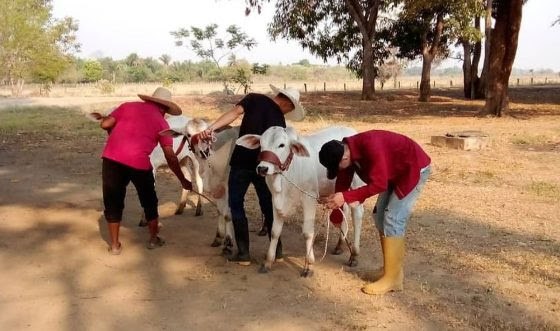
[484,0,524,116]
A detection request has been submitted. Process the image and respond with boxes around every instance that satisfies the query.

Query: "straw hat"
[138,87,182,115]
[270,84,305,122]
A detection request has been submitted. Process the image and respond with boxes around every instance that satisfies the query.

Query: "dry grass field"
[0,86,559,330]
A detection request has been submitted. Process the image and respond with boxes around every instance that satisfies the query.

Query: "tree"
[0,0,79,96]
[82,60,103,82]
[484,0,524,116]
[171,24,257,93]
[265,0,388,100]
[159,54,172,66]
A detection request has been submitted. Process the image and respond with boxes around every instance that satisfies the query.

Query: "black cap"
[319,140,344,180]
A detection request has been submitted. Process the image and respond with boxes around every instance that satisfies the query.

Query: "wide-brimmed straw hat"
[270,84,305,122]
[138,87,182,115]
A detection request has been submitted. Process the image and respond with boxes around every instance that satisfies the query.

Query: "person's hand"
[199,128,214,141]
[324,192,345,209]
[180,178,193,191]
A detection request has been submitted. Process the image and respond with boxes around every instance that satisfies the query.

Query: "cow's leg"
[301,197,316,278]
[211,212,225,247]
[174,165,190,215]
[348,204,364,267]
[260,209,283,274]
[192,159,204,217]
[222,212,235,256]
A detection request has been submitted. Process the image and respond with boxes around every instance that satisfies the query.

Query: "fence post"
[323,82,326,92]
[450,80,453,87]
[381,82,384,90]
[433,80,436,87]
[545,77,548,84]
[304,83,307,93]
[344,83,346,91]
[398,81,401,89]
[284,82,286,89]
[517,78,520,86]
[530,77,534,85]
[416,81,419,90]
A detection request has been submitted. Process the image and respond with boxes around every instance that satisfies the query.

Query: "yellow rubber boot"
[361,237,404,295]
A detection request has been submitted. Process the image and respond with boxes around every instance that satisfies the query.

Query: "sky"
[52,0,560,71]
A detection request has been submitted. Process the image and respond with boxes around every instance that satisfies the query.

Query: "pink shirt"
[102,102,173,170]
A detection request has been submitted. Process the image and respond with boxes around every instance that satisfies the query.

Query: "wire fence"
[1,75,559,98]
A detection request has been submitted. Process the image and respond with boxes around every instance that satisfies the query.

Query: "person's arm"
[162,145,192,191]
[199,105,244,140]
[323,166,355,210]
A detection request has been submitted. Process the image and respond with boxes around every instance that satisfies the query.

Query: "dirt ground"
[0,87,559,330]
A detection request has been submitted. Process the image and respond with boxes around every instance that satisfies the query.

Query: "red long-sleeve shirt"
[335,130,431,203]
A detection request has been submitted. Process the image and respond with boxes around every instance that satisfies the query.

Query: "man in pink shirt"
[92,87,192,254]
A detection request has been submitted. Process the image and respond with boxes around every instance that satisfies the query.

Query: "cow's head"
[160,118,210,159]
[236,126,310,176]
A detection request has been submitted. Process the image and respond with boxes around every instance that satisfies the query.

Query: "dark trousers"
[102,158,159,222]
[228,166,282,258]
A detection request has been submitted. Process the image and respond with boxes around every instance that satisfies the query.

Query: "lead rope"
[276,171,353,269]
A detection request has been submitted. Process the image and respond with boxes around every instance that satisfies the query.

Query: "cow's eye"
[187,134,191,138]
[278,143,285,148]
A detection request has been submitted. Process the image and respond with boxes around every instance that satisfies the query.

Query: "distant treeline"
[51,54,558,85]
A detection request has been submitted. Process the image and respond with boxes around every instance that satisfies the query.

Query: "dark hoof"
[348,258,359,268]
[257,226,268,237]
[138,219,148,227]
[222,246,233,256]
[174,208,184,215]
[195,204,203,217]
[259,264,270,274]
[332,247,343,256]
[210,238,222,247]
[300,268,314,278]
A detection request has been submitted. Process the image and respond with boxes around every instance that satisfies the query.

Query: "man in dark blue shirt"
[199,85,305,265]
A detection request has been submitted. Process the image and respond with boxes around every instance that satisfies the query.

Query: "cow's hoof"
[257,226,268,237]
[300,268,314,278]
[222,246,233,256]
[210,238,222,247]
[348,258,358,268]
[332,247,343,255]
[174,208,184,215]
[195,205,203,217]
[138,219,148,227]
[259,264,270,274]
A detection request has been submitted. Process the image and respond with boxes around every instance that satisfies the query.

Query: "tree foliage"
[171,24,256,93]
[0,0,80,95]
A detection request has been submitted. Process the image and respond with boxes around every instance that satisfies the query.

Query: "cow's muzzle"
[257,166,269,176]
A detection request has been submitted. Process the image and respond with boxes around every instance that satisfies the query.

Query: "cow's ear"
[86,112,103,122]
[236,134,261,149]
[290,140,310,157]
[159,129,183,137]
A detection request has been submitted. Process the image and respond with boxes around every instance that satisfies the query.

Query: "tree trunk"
[476,0,493,99]
[361,37,376,100]
[462,42,473,98]
[470,17,482,98]
[419,53,433,102]
[485,0,523,117]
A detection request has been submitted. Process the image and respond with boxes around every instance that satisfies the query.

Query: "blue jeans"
[228,167,281,257]
[374,165,431,237]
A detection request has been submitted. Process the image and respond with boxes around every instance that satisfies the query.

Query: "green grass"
[510,134,550,145]
[527,180,560,198]
[0,106,102,139]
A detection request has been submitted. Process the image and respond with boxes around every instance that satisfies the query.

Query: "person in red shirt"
[319,130,431,295]
[91,87,192,255]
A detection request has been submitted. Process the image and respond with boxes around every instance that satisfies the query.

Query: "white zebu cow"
[237,126,365,277]
[149,115,204,217]
[161,119,239,254]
